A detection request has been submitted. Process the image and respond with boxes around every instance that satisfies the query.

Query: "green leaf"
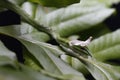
[42,1,115,37]
[0,56,18,69]
[88,29,120,61]
[0,69,34,80]
[0,64,57,80]
[21,1,57,23]
[60,44,120,80]
[20,63,86,80]
[22,32,50,42]
[84,59,120,80]
[63,50,120,80]
[18,37,85,80]
[34,4,57,22]
[0,24,50,42]
[61,55,89,75]
[23,47,43,71]
[19,64,57,80]
[0,42,56,80]
[80,0,120,7]
[28,0,80,8]
[0,0,114,37]
[1,40,85,80]
[0,26,85,79]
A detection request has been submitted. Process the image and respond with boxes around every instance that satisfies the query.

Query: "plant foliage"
[0,0,120,80]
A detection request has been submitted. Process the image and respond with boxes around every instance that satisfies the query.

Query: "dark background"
[105,3,120,31]
[0,3,120,63]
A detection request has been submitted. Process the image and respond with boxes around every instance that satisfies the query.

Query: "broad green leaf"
[0,0,114,37]
[19,64,57,80]
[60,45,120,80]
[0,26,86,80]
[0,64,56,80]
[22,46,42,71]
[34,5,57,22]
[28,0,80,8]
[61,54,89,75]
[0,69,34,80]
[88,29,120,61]
[0,26,21,37]
[20,62,85,80]
[1,40,85,80]
[60,41,120,80]
[21,1,56,21]
[66,49,120,80]
[21,1,56,33]
[22,32,50,42]
[0,56,18,69]
[84,59,120,80]
[18,37,86,80]
[24,53,42,71]
[42,1,115,37]
[80,0,120,7]
[0,24,50,42]
[0,43,56,80]
[23,54,86,80]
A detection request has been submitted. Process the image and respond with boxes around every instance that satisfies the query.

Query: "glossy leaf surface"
[88,29,120,61]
